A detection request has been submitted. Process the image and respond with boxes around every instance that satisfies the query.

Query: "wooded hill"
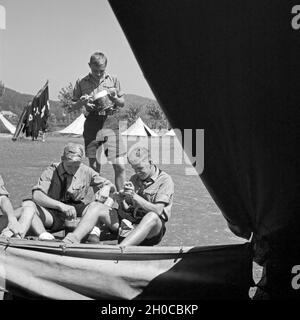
[0,87,168,130]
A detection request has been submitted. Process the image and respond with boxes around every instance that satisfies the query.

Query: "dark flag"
[13,81,50,141]
[27,81,50,140]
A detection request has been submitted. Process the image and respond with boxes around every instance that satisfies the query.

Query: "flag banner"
[25,81,50,140]
[12,82,50,141]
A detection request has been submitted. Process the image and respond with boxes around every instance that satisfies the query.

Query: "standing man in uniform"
[71,52,126,190]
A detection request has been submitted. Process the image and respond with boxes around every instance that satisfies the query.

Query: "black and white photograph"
[0,0,299,309]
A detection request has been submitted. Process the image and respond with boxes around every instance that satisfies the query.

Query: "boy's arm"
[107,90,125,108]
[131,194,166,216]
[32,190,76,219]
[70,79,95,112]
[90,170,116,202]
[122,184,166,216]
[32,165,76,218]
[70,95,95,112]
[107,77,125,108]
[123,176,174,219]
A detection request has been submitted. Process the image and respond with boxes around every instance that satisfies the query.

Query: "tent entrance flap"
[0,239,253,300]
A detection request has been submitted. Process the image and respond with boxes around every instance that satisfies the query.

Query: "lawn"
[0,134,244,247]
[0,134,262,293]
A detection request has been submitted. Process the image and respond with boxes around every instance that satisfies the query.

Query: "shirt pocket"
[70,183,86,200]
[141,188,156,202]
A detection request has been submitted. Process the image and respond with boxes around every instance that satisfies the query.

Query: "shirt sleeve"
[154,175,174,205]
[72,79,82,101]
[0,175,9,197]
[32,165,56,195]
[89,168,111,190]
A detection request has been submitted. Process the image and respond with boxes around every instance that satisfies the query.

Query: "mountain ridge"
[0,86,166,130]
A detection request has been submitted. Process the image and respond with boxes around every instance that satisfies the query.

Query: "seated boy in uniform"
[63,146,174,246]
[23,143,116,240]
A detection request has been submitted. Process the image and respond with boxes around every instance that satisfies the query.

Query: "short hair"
[127,146,151,165]
[61,143,85,162]
[89,52,107,66]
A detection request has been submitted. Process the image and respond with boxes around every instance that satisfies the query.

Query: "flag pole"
[35,80,49,98]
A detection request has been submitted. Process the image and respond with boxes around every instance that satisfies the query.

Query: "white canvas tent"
[121,117,158,137]
[0,113,16,134]
[165,129,176,136]
[57,114,85,136]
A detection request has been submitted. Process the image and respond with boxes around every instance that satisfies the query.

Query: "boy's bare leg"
[22,201,54,236]
[70,202,119,242]
[14,206,35,238]
[5,206,36,238]
[120,212,162,246]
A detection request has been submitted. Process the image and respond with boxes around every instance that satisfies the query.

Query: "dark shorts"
[140,221,166,246]
[0,214,8,233]
[85,130,126,162]
[118,217,166,246]
[36,202,89,233]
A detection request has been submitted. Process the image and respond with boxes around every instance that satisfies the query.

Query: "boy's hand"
[59,203,77,219]
[95,185,111,203]
[107,88,117,100]
[122,199,131,211]
[80,94,95,111]
[123,181,134,192]
[122,181,135,203]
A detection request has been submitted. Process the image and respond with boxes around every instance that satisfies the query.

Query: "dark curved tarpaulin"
[0,239,252,300]
[109,0,300,298]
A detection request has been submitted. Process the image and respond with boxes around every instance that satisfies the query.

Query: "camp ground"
[1,0,299,301]
[56,116,158,138]
[0,134,249,300]
[121,117,158,137]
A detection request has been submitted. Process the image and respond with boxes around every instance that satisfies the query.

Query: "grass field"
[0,134,244,247]
[0,134,262,294]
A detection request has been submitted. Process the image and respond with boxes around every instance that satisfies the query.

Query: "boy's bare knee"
[143,212,161,227]
[22,200,37,210]
[87,201,108,215]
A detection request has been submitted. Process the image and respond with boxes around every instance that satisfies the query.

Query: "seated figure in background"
[63,146,174,246]
[23,142,115,241]
[0,175,35,239]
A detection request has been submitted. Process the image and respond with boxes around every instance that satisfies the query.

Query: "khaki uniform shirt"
[32,162,110,203]
[117,166,174,223]
[73,72,124,137]
[73,72,124,105]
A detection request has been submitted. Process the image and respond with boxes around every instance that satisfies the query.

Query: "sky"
[0,0,155,100]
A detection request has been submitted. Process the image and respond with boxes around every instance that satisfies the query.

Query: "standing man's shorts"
[85,130,127,164]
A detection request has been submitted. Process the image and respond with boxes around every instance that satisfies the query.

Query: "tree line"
[0,81,170,131]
